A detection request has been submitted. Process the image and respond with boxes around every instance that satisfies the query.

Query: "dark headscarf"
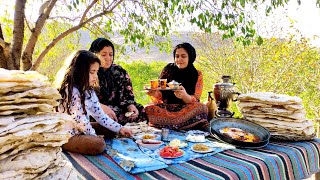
[89,38,115,63]
[160,43,199,104]
[89,38,116,97]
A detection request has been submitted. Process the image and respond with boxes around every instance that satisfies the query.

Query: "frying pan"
[210,118,270,148]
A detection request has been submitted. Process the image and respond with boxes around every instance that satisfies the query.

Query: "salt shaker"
[161,128,169,141]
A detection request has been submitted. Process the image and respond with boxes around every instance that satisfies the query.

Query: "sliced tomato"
[172,151,183,157]
[160,151,172,157]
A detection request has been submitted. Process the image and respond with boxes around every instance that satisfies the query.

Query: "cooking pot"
[210,118,270,148]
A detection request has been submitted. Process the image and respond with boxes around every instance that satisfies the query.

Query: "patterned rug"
[64,139,320,180]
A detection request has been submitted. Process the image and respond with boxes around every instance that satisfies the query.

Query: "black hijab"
[89,38,115,63]
[88,38,116,97]
[160,43,199,104]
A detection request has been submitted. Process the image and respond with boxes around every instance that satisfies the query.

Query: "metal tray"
[210,118,270,148]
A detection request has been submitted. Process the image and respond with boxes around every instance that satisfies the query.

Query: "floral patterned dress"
[97,64,148,125]
[145,68,209,130]
[58,87,122,136]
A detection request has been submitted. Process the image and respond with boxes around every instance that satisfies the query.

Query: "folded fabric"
[105,138,167,174]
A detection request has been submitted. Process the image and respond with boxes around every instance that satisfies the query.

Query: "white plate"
[186,139,206,143]
[191,144,215,153]
[186,130,210,137]
[134,134,160,140]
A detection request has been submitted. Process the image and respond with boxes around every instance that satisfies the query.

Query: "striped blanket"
[64,139,320,180]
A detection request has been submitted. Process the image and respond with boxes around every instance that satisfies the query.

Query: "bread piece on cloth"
[0,81,51,94]
[237,102,272,109]
[0,87,61,101]
[0,68,48,83]
[0,103,54,116]
[243,111,306,121]
[238,92,302,105]
[0,147,61,173]
[0,98,58,106]
[0,113,70,128]
[0,148,72,180]
[0,118,65,136]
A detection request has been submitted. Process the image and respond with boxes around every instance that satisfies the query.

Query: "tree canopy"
[0,0,319,70]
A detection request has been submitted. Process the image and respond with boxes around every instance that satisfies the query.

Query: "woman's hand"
[119,127,133,137]
[127,104,139,119]
[101,104,118,121]
[174,86,192,103]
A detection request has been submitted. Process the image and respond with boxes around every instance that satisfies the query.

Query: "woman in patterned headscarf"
[89,38,148,125]
[145,43,209,130]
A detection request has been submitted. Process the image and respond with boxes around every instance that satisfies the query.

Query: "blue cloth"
[105,130,233,174]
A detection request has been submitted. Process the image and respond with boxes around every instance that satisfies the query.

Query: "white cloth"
[58,87,122,136]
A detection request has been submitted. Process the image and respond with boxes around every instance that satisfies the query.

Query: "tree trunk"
[0,24,11,69]
[10,0,26,70]
[21,0,57,71]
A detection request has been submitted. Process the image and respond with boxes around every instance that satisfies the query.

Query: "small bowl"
[136,139,164,150]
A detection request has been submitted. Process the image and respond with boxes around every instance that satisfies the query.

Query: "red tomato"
[160,151,172,157]
[173,151,183,157]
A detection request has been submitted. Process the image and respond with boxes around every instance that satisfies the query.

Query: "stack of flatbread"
[0,68,76,179]
[238,92,315,141]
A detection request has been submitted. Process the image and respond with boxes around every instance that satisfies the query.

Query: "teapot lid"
[168,80,180,84]
[214,75,234,87]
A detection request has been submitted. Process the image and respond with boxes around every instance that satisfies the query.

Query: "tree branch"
[22,0,58,71]
[24,17,32,31]
[48,16,81,21]
[10,0,27,70]
[80,0,98,24]
[31,0,124,70]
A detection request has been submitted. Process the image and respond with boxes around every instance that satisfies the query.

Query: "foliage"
[195,32,320,119]
[35,22,81,82]
[118,60,167,105]
[3,0,320,70]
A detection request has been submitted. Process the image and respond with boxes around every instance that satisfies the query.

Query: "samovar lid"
[214,75,234,88]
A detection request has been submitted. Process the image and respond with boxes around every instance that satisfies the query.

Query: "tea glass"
[150,80,159,89]
[159,79,167,89]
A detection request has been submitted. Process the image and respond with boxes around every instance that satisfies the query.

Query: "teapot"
[212,76,240,117]
[167,80,181,89]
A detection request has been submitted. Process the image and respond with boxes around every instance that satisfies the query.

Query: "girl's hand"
[101,104,118,121]
[119,127,133,137]
[127,104,139,119]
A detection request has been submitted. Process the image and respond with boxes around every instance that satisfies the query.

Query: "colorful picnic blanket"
[64,138,320,180]
[104,131,233,174]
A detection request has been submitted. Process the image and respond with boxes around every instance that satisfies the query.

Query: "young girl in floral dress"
[57,50,132,155]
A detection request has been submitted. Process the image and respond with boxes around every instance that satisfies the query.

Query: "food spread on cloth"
[238,92,315,141]
[219,127,260,142]
[0,68,76,179]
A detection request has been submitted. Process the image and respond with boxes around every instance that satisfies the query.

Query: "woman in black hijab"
[145,43,208,130]
[89,38,148,125]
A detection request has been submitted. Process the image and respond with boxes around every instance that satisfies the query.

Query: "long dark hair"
[89,38,115,63]
[58,50,101,115]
